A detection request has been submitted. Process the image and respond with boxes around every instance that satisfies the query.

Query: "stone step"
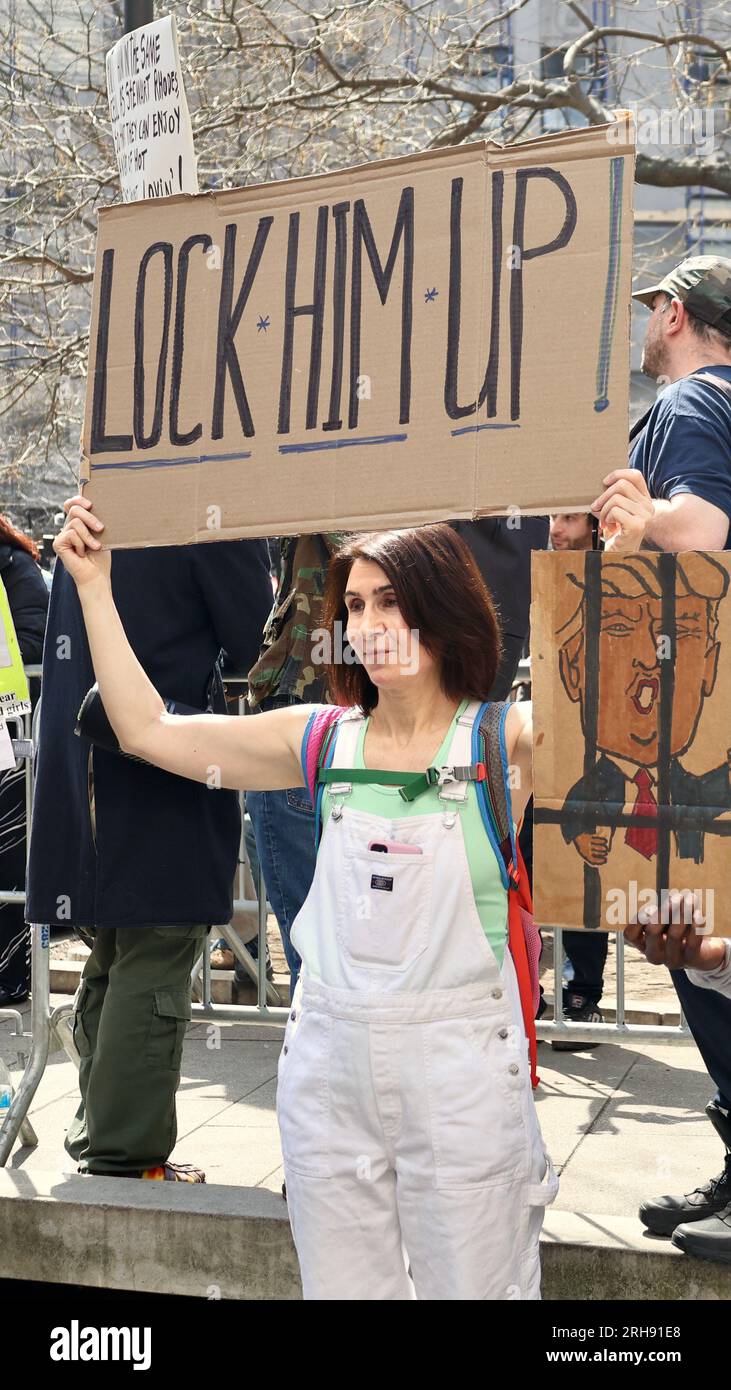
[1,1170,727,1301]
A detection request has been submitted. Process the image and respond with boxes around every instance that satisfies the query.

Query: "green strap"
[398,767,443,801]
[317,766,427,798]
[318,763,486,803]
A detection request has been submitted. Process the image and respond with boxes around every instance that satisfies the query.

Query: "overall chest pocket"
[337,845,434,971]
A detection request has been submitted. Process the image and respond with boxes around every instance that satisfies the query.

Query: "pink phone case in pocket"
[368,840,423,855]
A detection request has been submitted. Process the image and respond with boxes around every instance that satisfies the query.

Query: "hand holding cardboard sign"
[53,496,111,589]
[592,468,655,553]
[625,892,726,971]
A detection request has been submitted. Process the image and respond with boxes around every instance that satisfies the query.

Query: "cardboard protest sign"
[106,14,198,203]
[531,550,731,938]
[0,576,30,720]
[81,116,634,549]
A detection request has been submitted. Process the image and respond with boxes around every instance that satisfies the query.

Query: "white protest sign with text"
[106,13,198,203]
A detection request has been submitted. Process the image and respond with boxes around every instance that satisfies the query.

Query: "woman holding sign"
[53,480,650,1301]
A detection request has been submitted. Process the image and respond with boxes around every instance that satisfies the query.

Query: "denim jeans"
[246,698,317,996]
[672,969,731,1113]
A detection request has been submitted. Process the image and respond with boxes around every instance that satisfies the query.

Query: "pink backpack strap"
[301,705,346,802]
[520,905,543,1019]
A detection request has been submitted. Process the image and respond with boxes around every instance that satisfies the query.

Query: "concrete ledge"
[2,1172,729,1300]
[0,1170,301,1300]
[49,960,85,996]
[542,1211,731,1300]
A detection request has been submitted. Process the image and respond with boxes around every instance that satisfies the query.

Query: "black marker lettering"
[212,217,273,440]
[510,168,577,420]
[479,171,503,416]
[170,233,212,447]
[444,177,475,421]
[278,204,329,434]
[134,241,174,449]
[445,173,504,420]
[323,200,349,432]
[349,186,414,429]
[90,249,133,454]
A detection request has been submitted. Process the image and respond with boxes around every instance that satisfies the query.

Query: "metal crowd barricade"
[0,661,691,1166]
[535,925,690,1047]
[0,666,288,1166]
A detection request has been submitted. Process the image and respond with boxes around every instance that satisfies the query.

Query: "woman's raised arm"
[54,498,311,791]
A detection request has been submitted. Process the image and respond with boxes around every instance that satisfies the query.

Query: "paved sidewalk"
[1,992,729,1298]
[1,994,709,1204]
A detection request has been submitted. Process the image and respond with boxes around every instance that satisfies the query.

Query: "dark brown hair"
[321,524,502,713]
[0,515,39,561]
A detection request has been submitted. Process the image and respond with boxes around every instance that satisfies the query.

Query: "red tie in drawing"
[625,768,658,860]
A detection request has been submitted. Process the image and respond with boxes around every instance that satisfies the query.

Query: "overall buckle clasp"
[328,782,353,821]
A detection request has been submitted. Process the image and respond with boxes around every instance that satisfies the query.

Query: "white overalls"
[277,702,558,1300]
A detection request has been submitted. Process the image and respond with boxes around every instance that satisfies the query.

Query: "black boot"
[670,1103,731,1264]
[639,1101,731,1237]
[671,1201,731,1264]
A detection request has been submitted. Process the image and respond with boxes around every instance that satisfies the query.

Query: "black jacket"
[561,753,731,865]
[0,544,49,665]
[26,541,272,928]
[452,516,549,697]
[451,517,549,641]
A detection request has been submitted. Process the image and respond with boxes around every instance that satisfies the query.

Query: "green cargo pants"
[65,924,208,1174]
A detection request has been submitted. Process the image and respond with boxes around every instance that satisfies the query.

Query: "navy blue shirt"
[630,365,731,548]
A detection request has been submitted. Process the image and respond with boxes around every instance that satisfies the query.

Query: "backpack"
[301,701,541,1087]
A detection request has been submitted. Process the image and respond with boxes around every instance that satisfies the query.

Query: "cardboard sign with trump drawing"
[532,550,731,937]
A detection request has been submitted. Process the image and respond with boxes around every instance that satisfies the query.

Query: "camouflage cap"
[632,255,731,334]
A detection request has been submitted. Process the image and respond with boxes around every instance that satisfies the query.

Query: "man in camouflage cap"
[631,254,731,335]
[591,254,731,1267]
[594,254,731,552]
